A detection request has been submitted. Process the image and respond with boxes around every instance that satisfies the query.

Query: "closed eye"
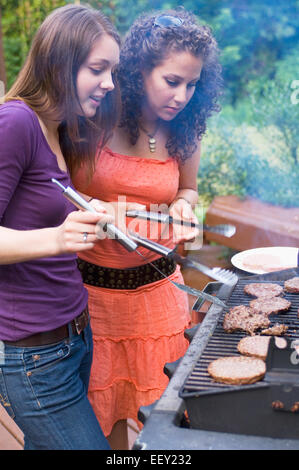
[166,78,199,88]
[166,79,178,87]
[89,68,103,75]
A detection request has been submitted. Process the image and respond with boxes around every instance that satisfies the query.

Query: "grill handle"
[138,401,158,425]
[163,358,182,379]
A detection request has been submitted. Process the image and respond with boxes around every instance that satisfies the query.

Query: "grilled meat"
[249,297,291,316]
[261,323,288,336]
[244,283,284,298]
[223,305,270,335]
[208,356,266,385]
[237,335,270,361]
[284,277,299,293]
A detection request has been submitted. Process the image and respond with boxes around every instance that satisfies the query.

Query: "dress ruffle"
[89,330,189,436]
[86,267,190,436]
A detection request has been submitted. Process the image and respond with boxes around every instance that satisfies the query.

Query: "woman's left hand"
[169,198,200,245]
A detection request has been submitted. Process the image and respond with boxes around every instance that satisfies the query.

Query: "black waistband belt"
[77,257,176,290]
[4,307,89,347]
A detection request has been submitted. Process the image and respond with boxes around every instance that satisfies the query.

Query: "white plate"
[231,247,299,274]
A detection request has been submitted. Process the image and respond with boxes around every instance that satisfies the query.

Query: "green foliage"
[198,116,299,208]
[2,0,67,89]
[197,27,299,209]
[198,122,246,206]
[251,51,299,166]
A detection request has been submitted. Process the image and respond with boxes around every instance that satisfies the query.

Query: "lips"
[165,106,181,112]
[90,95,104,103]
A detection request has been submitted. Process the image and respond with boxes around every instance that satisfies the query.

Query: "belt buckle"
[74,310,88,335]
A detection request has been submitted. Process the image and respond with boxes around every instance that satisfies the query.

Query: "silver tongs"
[128,230,237,286]
[126,210,236,238]
[128,231,237,309]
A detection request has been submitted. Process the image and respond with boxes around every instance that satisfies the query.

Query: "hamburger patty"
[284,277,299,293]
[237,335,270,360]
[238,334,287,360]
[223,305,270,335]
[249,297,291,316]
[244,283,284,298]
[208,356,266,385]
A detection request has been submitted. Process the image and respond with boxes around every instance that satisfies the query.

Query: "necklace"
[139,120,161,153]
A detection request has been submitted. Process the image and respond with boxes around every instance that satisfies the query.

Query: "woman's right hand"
[87,198,146,233]
[56,208,114,254]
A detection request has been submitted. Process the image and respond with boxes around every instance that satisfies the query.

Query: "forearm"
[0,226,59,265]
[0,209,111,265]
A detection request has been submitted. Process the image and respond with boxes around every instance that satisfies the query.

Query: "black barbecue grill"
[133,267,299,450]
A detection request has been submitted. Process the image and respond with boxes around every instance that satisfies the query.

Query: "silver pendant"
[149,137,156,152]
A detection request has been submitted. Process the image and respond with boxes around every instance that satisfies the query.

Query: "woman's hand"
[88,197,146,232]
[56,208,114,253]
[169,198,200,245]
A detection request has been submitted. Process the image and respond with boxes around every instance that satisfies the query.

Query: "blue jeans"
[0,323,110,450]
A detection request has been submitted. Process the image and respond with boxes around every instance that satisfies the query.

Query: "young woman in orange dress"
[73,7,222,449]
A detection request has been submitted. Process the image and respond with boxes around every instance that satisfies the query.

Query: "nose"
[99,71,115,92]
[174,84,188,105]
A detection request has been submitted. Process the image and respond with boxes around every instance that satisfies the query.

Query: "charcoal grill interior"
[181,278,299,395]
[179,268,299,440]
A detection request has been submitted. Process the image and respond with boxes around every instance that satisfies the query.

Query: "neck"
[140,104,160,132]
[139,114,162,154]
[139,117,161,138]
[37,114,60,136]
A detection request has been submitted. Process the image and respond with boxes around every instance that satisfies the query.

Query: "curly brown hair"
[116,7,223,163]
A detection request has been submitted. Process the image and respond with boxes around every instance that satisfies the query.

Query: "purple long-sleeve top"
[0,100,87,340]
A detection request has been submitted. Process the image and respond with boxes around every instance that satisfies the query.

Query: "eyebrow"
[88,59,110,66]
[88,58,119,71]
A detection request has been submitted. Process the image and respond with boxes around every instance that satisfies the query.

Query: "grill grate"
[181,278,299,395]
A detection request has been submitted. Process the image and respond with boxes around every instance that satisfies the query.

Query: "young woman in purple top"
[0,4,120,450]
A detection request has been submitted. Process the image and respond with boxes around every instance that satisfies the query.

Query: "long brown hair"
[3,4,121,177]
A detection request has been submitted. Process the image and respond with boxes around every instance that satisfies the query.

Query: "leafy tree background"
[1,0,299,207]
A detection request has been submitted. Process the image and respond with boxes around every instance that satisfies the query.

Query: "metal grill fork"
[177,256,238,286]
[210,266,239,285]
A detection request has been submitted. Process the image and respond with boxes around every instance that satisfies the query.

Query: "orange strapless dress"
[73,147,191,436]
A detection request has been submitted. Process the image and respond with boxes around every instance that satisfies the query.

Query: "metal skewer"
[126,210,236,238]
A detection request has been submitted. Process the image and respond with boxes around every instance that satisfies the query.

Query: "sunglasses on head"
[153,15,183,28]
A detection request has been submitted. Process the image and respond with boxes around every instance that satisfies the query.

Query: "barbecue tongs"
[128,231,237,309]
[128,230,237,285]
[52,180,230,310]
[126,210,236,238]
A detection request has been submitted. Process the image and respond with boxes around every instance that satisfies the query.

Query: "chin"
[159,110,180,121]
[84,109,97,118]
[79,103,97,118]
[162,114,177,122]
